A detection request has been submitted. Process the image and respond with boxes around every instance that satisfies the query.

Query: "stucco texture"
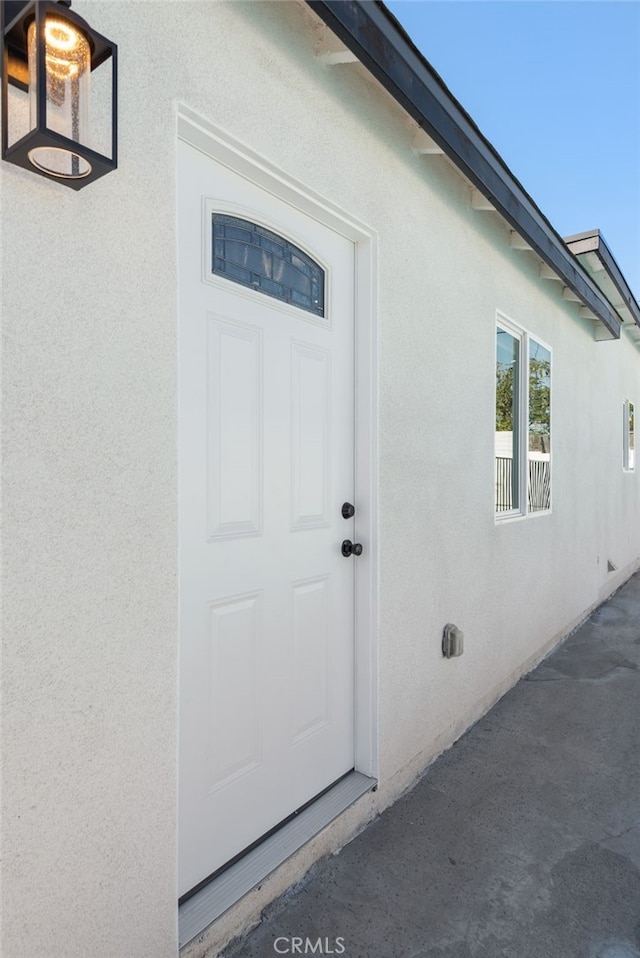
[2,2,639,957]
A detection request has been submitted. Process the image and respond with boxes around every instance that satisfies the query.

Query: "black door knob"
[341,539,363,557]
[342,502,355,519]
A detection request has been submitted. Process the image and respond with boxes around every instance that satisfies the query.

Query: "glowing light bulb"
[27,16,91,178]
[45,19,83,53]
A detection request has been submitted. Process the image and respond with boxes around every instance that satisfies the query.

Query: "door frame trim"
[177,102,379,777]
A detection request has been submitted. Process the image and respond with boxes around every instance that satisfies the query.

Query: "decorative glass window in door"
[212,214,325,317]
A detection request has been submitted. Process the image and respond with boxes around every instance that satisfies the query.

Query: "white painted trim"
[316,50,358,65]
[353,216,379,779]
[176,103,380,778]
[413,129,444,155]
[471,188,495,211]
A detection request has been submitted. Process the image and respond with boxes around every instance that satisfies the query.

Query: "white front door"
[178,141,357,897]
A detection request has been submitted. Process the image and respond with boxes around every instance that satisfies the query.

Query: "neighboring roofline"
[564,229,603,252]
[306,0,622,339]
[564,229,640,329]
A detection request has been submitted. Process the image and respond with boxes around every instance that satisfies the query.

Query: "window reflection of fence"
[495,456,551,512]
[528,458,551,511]
[495,456,514,511]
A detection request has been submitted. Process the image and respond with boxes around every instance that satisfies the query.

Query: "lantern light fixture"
[2,0,117,189]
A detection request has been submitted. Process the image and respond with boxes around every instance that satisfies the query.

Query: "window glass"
[495,321,552,519]
[624,400,635,471]
[495,328,520,512]
[528,340,551,512]
[211,214,325,317]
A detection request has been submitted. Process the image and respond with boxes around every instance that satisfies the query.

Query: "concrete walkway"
[223,572,640,958]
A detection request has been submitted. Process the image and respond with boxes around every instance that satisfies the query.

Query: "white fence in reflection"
[495,456,551,513]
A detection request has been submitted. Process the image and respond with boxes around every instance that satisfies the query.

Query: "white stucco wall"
[2,2,639,957]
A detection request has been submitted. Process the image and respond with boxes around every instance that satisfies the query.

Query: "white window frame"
[623,399,635,472]
[495,312,552,522]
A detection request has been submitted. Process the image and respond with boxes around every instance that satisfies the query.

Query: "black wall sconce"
[2,0,117,189]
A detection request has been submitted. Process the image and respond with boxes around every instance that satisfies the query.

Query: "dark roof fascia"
[564,230,640,328]
[306,0,621,339]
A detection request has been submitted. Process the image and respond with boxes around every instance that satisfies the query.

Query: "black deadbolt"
[341,539,363,557]
[342,502,355,519]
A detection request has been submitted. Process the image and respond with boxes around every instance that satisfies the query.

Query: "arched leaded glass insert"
[212,214,325,318]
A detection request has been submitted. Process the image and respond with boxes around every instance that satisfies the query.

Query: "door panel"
[208,317,263,538]
[291,342,331,529]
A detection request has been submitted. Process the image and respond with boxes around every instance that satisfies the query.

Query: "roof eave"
[565,231,640,329]
[306,0,621,339]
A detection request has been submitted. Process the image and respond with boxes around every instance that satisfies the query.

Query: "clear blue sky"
[385,1,640,298]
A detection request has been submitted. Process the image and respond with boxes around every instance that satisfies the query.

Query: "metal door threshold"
[179,771,376,948]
